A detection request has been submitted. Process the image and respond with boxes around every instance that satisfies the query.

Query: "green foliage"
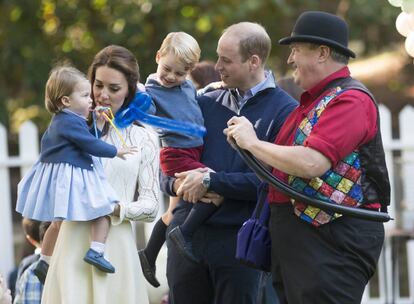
[0,0,401,133]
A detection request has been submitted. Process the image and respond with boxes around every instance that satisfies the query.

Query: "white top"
[42,124,160,304]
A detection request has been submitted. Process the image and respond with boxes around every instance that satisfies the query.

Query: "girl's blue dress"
[16,110,119,221]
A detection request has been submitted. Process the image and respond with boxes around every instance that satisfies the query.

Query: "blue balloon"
[114,91,206,138]
[131,91,153,113]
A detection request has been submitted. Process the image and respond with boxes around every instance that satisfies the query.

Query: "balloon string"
[101,112,127,147]
[92,111,99,138]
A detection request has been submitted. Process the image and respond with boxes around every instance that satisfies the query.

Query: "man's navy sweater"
[170,86,298,226]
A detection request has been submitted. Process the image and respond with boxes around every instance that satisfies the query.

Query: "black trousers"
[269,204,384,304]
[166,210,262,304]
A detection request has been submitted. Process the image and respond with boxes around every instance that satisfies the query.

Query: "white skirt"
[16,158,118,221]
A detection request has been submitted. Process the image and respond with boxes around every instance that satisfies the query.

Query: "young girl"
[16,66,136,283]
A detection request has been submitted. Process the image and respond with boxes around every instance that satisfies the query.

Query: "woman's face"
[93,66,129,114]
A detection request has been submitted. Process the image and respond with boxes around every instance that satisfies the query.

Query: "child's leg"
[179,201,218,239]
[169,201,218,263]
[143,196,178,266]
[40,220,62,263]
[138,196,179,287]
[161,195,178,226]
[90,216,110,254]
[84,216,115,273]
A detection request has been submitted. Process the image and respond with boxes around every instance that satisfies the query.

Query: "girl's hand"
[116,146,138,160]
[93,106,112,129]
[94,106,111,121]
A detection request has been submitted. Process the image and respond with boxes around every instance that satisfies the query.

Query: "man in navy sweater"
[162,22,297,303]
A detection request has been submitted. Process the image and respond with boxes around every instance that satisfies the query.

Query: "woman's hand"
[112,204,121,217]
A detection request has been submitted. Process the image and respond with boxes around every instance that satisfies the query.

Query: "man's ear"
[318,45,331,63]
[249,55,261,70]
[61,96,71,107]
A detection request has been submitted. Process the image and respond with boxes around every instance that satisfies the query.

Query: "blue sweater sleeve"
[59,118,117,158]
[209,171,260,201]
[159,172,176,196]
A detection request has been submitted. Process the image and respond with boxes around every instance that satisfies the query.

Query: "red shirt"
[268,67,378,206]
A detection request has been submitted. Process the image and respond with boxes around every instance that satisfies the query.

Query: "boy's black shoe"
[138,250,160,288]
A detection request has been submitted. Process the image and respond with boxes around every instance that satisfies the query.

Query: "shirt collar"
[301,66,350,104]
[235,70,276,107]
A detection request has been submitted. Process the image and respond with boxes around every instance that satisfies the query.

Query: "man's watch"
[201,172,211,189]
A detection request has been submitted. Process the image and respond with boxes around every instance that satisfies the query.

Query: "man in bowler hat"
[225,11,390,303]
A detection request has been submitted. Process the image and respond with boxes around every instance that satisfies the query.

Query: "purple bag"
[236,183,271,272]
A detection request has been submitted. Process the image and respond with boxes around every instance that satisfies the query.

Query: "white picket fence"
[1,105,414,303]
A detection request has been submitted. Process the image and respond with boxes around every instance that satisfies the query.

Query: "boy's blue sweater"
[171,86,298,226]
[145,76,204,148]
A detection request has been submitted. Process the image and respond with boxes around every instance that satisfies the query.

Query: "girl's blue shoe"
[83,248,115,273]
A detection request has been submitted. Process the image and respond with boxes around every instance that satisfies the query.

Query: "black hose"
[234,144,392,222]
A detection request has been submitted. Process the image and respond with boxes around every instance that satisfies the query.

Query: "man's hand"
[175,168,209,203]
[224,116,259,150]
[200,192,224,207]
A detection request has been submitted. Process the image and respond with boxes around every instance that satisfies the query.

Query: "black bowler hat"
[279,11,355,58]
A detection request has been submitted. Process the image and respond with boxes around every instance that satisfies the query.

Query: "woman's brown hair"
[88,45,140,109]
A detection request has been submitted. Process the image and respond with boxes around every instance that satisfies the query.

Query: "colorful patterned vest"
[288,86,363,227]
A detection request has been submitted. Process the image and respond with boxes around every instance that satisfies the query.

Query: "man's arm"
[225,116,331,179]
[175,169,260,203]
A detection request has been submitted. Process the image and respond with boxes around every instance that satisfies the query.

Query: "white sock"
[40,254,51,264]
[90,241,105,254]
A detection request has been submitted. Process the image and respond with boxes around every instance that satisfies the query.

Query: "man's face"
[287,43,320,91]
[215,34,250,91]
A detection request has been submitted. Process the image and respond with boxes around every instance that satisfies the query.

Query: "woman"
[42,45,160,304]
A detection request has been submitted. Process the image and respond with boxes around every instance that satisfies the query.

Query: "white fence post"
[380,105,396,232]
[0,123,14,282]
[363,105,394,304]
[400,106,414,230]
[19,121,39,177]
[379,105,395,303]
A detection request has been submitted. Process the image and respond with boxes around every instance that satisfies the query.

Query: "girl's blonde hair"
[158,32,201,68]
[45,66,87,113]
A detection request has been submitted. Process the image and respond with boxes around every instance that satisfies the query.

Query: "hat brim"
[279,35,356,58]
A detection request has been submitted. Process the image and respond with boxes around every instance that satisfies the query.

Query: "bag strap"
[253,183,270,225]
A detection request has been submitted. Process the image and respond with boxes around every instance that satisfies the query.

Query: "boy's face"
[156,52,191,88]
